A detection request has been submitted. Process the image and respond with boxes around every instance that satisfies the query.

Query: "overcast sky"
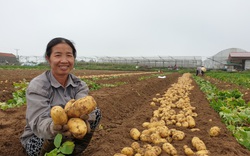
[1,0,250,58]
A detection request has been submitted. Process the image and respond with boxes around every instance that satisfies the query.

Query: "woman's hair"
[45,37,77,58]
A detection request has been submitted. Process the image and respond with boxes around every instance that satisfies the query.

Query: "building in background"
[228,52,250,71]
[0,52,18,65]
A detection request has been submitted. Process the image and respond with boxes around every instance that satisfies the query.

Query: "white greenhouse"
[203,48,248,70]
[93,56,202,68]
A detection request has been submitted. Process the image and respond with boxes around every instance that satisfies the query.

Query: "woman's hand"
[51,122,72,138]
[80,115,91,133]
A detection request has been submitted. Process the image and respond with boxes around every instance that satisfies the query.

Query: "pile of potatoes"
[50,95,97,139]
[114,73,220,156]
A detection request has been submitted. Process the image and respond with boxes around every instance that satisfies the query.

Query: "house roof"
[228,52,250,63]
[0,52,16,57]
[229,52,250,58]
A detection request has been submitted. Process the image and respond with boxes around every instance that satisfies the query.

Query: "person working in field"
[201,66,206,75]
[196,66,206,76]
[20,37,101,156]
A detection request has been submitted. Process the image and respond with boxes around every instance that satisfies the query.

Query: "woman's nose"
[60,55,68,62]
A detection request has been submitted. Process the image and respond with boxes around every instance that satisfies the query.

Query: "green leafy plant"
[0,79,28,110]
[45,134,75,156]
[206,72,250,88]
[101,82,127,88]
[83,79,101,91]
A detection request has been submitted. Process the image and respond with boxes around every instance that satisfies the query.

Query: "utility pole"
[14,49,20,62]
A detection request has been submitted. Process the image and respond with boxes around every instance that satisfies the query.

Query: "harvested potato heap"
[114,73,212,156]
[51,95,97,139]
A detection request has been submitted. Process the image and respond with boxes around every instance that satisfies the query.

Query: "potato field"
[0,69,250,156]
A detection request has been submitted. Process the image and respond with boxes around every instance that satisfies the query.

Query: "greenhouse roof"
[95,56,202,61]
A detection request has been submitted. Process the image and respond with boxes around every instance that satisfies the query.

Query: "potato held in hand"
[64,99,76,113]
[65,96,97,118]
[67,118,87,139]
[50,106,68,125]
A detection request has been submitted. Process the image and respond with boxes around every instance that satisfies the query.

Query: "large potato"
[65,96,97,118]
[67,118,87,139]
[50,106,68,125]
[130,128,141,140]
[192,137,207,151]
[64,99,76,113]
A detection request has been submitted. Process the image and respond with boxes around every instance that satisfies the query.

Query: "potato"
[142,122,150,128]
[150,133,161,141]
[130,128,141,140]
[162,143,177,155]
[140,134,151,142]
[136,147,146,155]
[67,118,87,139]
[113,153,126,156]
[209,126,220,137]
[152,146,162,155]
[196,149,209,155]
[131,142,140,151]
[152,138,167,144]
[144,150,157,156]
[182,121,189,128]
[191,137,206,151]
[158,126,170,137]
[143,144,152,149]
[142,120,165,129]
[114,153,127,156]
[65,96,97,118]
[186,116,196,128]
[183,145,194,156]
[150,102,156,107]
[172,130,185,141]
[64,99,76,113]
[121,147,134,156]
[190,128,200,132]
[50,106,68,125]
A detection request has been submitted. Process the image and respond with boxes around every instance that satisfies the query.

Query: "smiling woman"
[20,37,102,156]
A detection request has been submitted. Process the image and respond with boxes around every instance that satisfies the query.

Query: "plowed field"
[0,69,250,156]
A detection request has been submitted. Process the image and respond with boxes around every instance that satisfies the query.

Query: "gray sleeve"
[75,80,89,100]
[26,80,55,139]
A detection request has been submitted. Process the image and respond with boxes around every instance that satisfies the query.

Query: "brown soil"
[0,69,250,156]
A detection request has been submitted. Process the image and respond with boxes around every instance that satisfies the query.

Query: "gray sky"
[1,0,250,58]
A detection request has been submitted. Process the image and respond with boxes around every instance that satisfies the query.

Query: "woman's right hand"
[50,122,72,138]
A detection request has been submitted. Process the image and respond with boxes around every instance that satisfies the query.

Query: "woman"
[20,37,101,156]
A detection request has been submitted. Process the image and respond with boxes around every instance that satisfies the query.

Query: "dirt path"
[0,70,249,156]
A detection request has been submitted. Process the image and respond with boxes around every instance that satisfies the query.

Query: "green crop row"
[193,76,250,150]
[206,72,250,88]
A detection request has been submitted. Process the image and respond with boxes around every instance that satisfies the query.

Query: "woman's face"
[46,43,75,77]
